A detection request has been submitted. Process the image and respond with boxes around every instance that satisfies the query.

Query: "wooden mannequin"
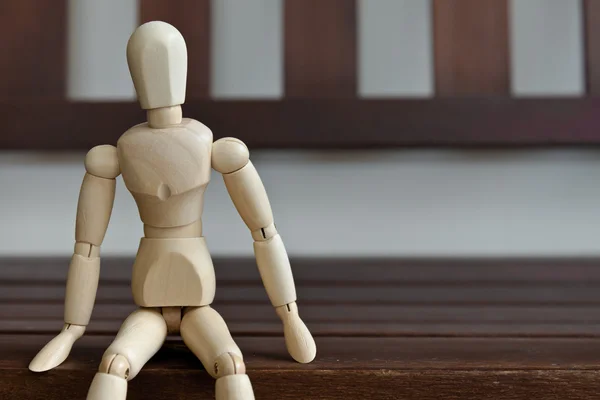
[28,21,316,400]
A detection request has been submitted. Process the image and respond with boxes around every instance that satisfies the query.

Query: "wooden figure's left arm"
[212,137,317,364]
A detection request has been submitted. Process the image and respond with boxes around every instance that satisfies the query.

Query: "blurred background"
[1,0,599,259]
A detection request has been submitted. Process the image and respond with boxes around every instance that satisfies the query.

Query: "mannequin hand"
[29,323,86,372]
[276,302,316,363]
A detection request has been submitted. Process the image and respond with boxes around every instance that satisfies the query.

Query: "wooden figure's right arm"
[29,145,120,372]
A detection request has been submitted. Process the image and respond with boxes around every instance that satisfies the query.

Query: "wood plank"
[4,257,600,284]
[7,319,600,337]
[3,336,600,399]
[585,0,600,95]
[6,304,600,325]
[6,258,600,336]
[5,368,599,400]
[433,0,510,96]
[6,335,600,370]
[284,0,357,97]
[4,283,600,305]
[4,98,600,149]
[139,0,210,98]
[0,1,66,98]
[5,304,600,336]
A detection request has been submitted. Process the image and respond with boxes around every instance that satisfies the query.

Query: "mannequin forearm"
[253,231,297,307]
[64,253,100,326]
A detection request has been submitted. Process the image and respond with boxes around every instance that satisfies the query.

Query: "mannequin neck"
[147,105,182,128]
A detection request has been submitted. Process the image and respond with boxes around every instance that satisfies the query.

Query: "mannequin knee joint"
[214,352,245,378]
[99,353,131,379]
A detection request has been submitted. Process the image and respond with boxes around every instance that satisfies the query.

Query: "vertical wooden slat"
[584,0,600,95]
[0,1,66,98]
[433,0,510,96]
[140,0,210,99]
[285,0,357,97]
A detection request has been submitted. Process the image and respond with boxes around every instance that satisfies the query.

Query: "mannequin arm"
[29,145,120,372]
[212,138,316,364]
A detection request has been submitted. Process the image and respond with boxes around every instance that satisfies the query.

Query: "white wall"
[1,0,597,257]
[509,0,584,96]
[2,149,600,257]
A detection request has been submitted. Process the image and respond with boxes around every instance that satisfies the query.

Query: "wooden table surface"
[2,257,600,399]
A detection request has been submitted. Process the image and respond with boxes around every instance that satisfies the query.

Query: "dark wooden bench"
[2,257,600,399]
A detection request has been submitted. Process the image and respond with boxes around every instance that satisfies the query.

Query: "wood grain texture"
[6,283,600,305]
[6,258,600,398]
[3,99,600,149]
[3,336,600,399]
[0,1,66,98]
[4,258,600,337]
[5,257,600,284]
[5,369,600,400]
[9,320,600,337]
[433,0,510,96]
[284,0,357,97]
[7,336,600,371]
[7,304,600,324]
[584,0,600,95]
[140,0,210,98]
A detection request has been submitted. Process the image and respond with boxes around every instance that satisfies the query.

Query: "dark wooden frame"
[2,0,600,150]
[2,98,600,149]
